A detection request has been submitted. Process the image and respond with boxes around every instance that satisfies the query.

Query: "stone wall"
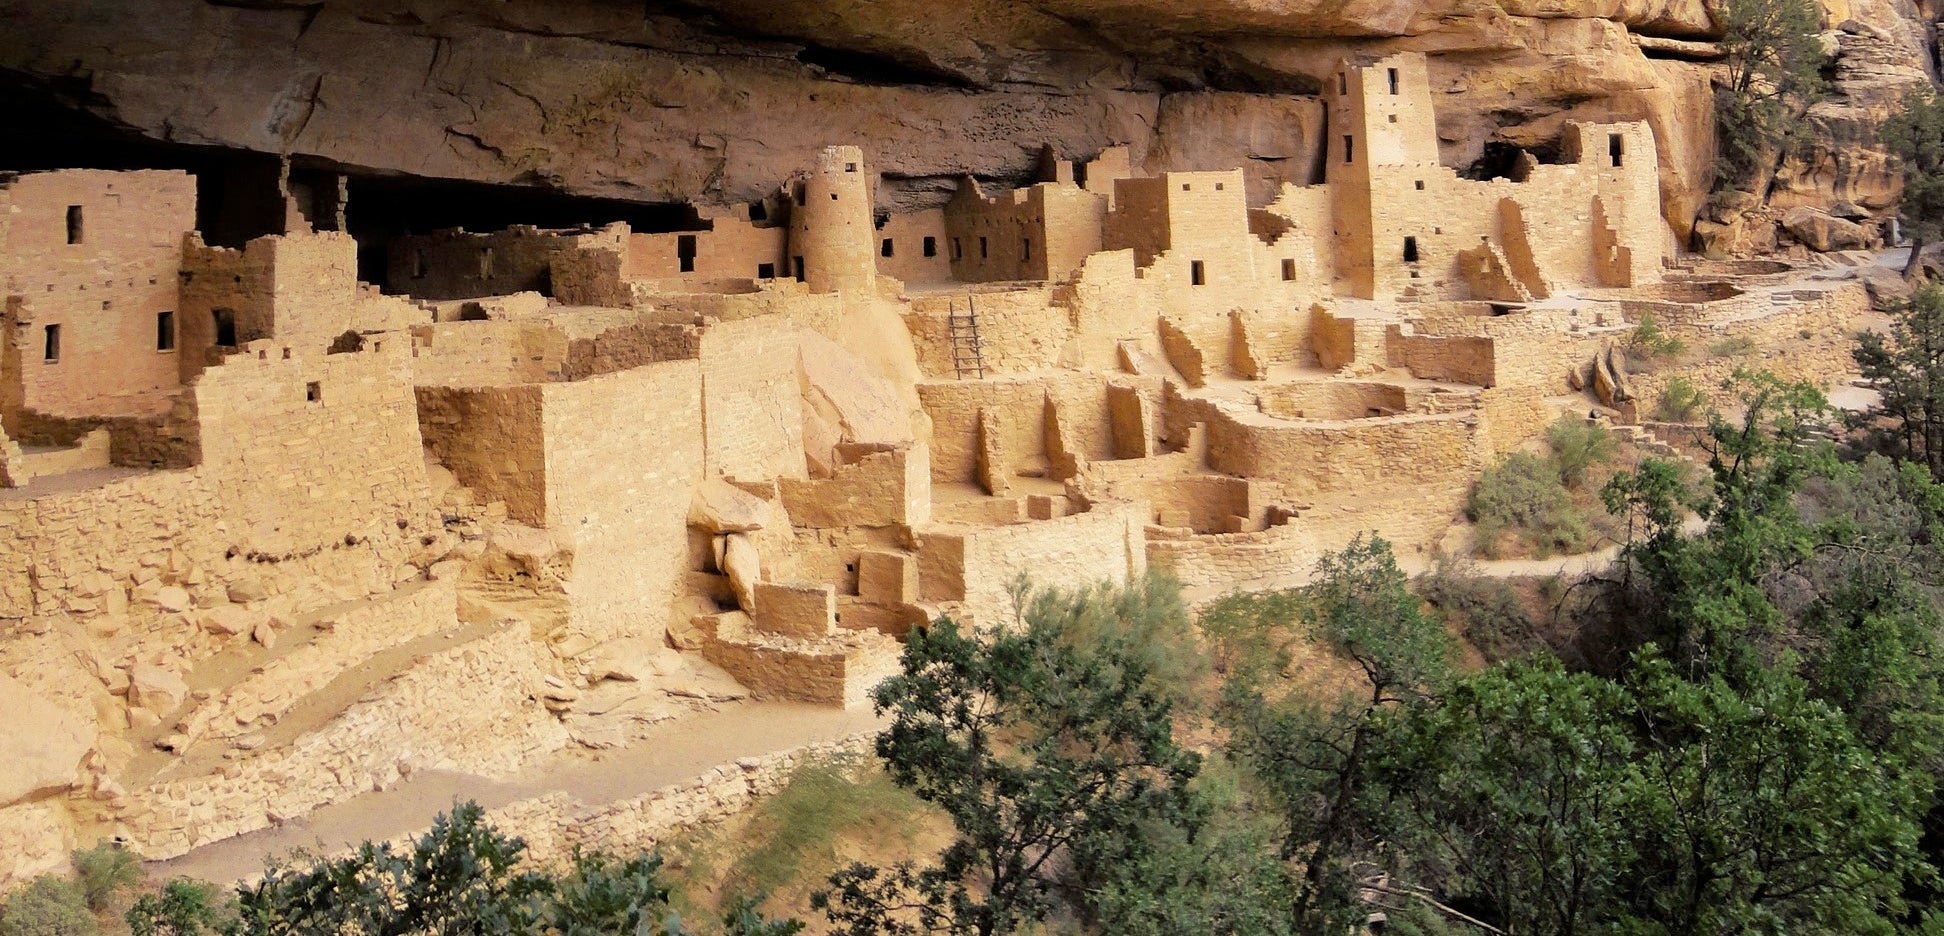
[919,499,1148,626]
[0,170,194,419]
[416,385,549,525]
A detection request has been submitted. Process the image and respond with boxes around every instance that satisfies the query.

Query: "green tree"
[1468,451,1591,558]
[0,878,97,936]
[1378,659,1640,935]
[1544,414,1617,489]
[1225,535,1454,933]
[69,844,140,915]
[1881,88,1944,278]
[1713,0,1829,194]
[1855,283,1944,476]
[127,879,226,936]
[817,578,1204,936]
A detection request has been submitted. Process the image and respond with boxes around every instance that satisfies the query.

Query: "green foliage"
[719,762,927,903]
[1653,375,1706,422]
[1196,588,1304,686]
[127,879,226,936]
[0,878,97,936]
[1467,452,1592,558]
[1713,0,1828,192]
[69,845,140,915]
[1881,88,1944,256]
[1854,282,1944,476]
[1708,334,1759,358]
[1415,561,1538,662]
[231,802,708,936]
[1629,312,1686,359]
[1542,414,1617,489]
[817,577,1204,936]
[1225,536,1453,933]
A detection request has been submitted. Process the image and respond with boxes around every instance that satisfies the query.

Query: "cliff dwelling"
[0,26,1907,900]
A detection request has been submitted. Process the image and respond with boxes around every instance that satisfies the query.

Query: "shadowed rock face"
[0,0,1934,232]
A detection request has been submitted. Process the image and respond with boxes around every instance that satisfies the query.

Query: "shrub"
[1543,416,1617,489]
[1707,335,1758,358]
[126,879,225,936]
[1630,313,1686,359]
[1417,563,1540,662]
[0,877,98,936]
[1468,453,1591,558]
[1654,377,1706,423]
[70,844,140,914]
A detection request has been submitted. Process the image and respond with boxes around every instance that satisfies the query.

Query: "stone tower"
[789,146,877,295]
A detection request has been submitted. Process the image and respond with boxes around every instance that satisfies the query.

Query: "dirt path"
[152,701,885,885]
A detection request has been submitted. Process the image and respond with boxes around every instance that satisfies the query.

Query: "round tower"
[789,146,877,294]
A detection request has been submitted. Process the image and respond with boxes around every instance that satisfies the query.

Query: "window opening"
[156,311,175,351]
[1403,237,1419,263]
[677,234,698,273]
[65,205,82,244]
[881,238,894,258]
[951,238,962,260]
[1609,133,1624,168]
[1415,180,1425,190]
[212,309,238,348]
[42,324,59,362]
[411,249,426,278]
[1281,259,1296,281]
[1343,135,1354,164]
[757,262,775,279]
[1388,68,1399,95]
[793,256,805,281]
[1338,73,1347,95]
[479,247,494,279]
[923,236,937,258]
[979,237,988,260]
[844,162,857,172]
[1190,260,1206,286]
[747,200,768,222]
[305,381,321,403]
[1021,238,1031,262]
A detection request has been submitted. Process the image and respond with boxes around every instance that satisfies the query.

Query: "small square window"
[305,381,321,403]
[1215,182,1225,191]
[830,192,839,200]
[844,162,857,172]
[1182,183,1192,191]
[1388,114,1398,124]
[757,262,775,279]
[1415,180,1425,191]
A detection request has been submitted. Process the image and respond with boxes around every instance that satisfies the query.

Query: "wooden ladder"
[949,298,986,380]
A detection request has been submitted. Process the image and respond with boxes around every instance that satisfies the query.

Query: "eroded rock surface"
[1,0,1934,234]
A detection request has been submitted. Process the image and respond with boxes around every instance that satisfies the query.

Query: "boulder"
[1782,207,1872,252]
[0,675,95,807]
[688,478,770,533]
[127,663,189,714]
[719,533,761,611]
[147,585,191,613]
[199,605,263,637]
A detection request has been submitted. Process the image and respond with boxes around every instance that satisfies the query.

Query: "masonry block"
[856,551,918,605]
[750,582,836,639]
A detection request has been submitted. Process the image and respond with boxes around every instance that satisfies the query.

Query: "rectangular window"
[1403,237,1419,263]
[923,236,937,258]
[1609,133,1624,168]
[1181,183,1192,192]
[1281,259,1296,282]
[677,234,698,274]
[1388,67,1399,95]
[1415,180,1425,191]
[950,237,962,260]
[305,381,321,403]
[757,262,775,279]
[1021,238,1031,261]
[42,324,59,362]
[794,186,806,207]
[65,205,82,244]
[156,311,175,351]
[1215,182,1224,191]
[1338,73,1347,95]
[881,238,894,258]
[1343,135,1354,164]
[978,237,988,260]
[793,256,805,281]
[411,249,427,278]
[1190,260,1206,286]
[479,247,494,278]
[747,200,767,222]
[212,308,237,347]
[1388,114,1398,124]
[844,162,858,172]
